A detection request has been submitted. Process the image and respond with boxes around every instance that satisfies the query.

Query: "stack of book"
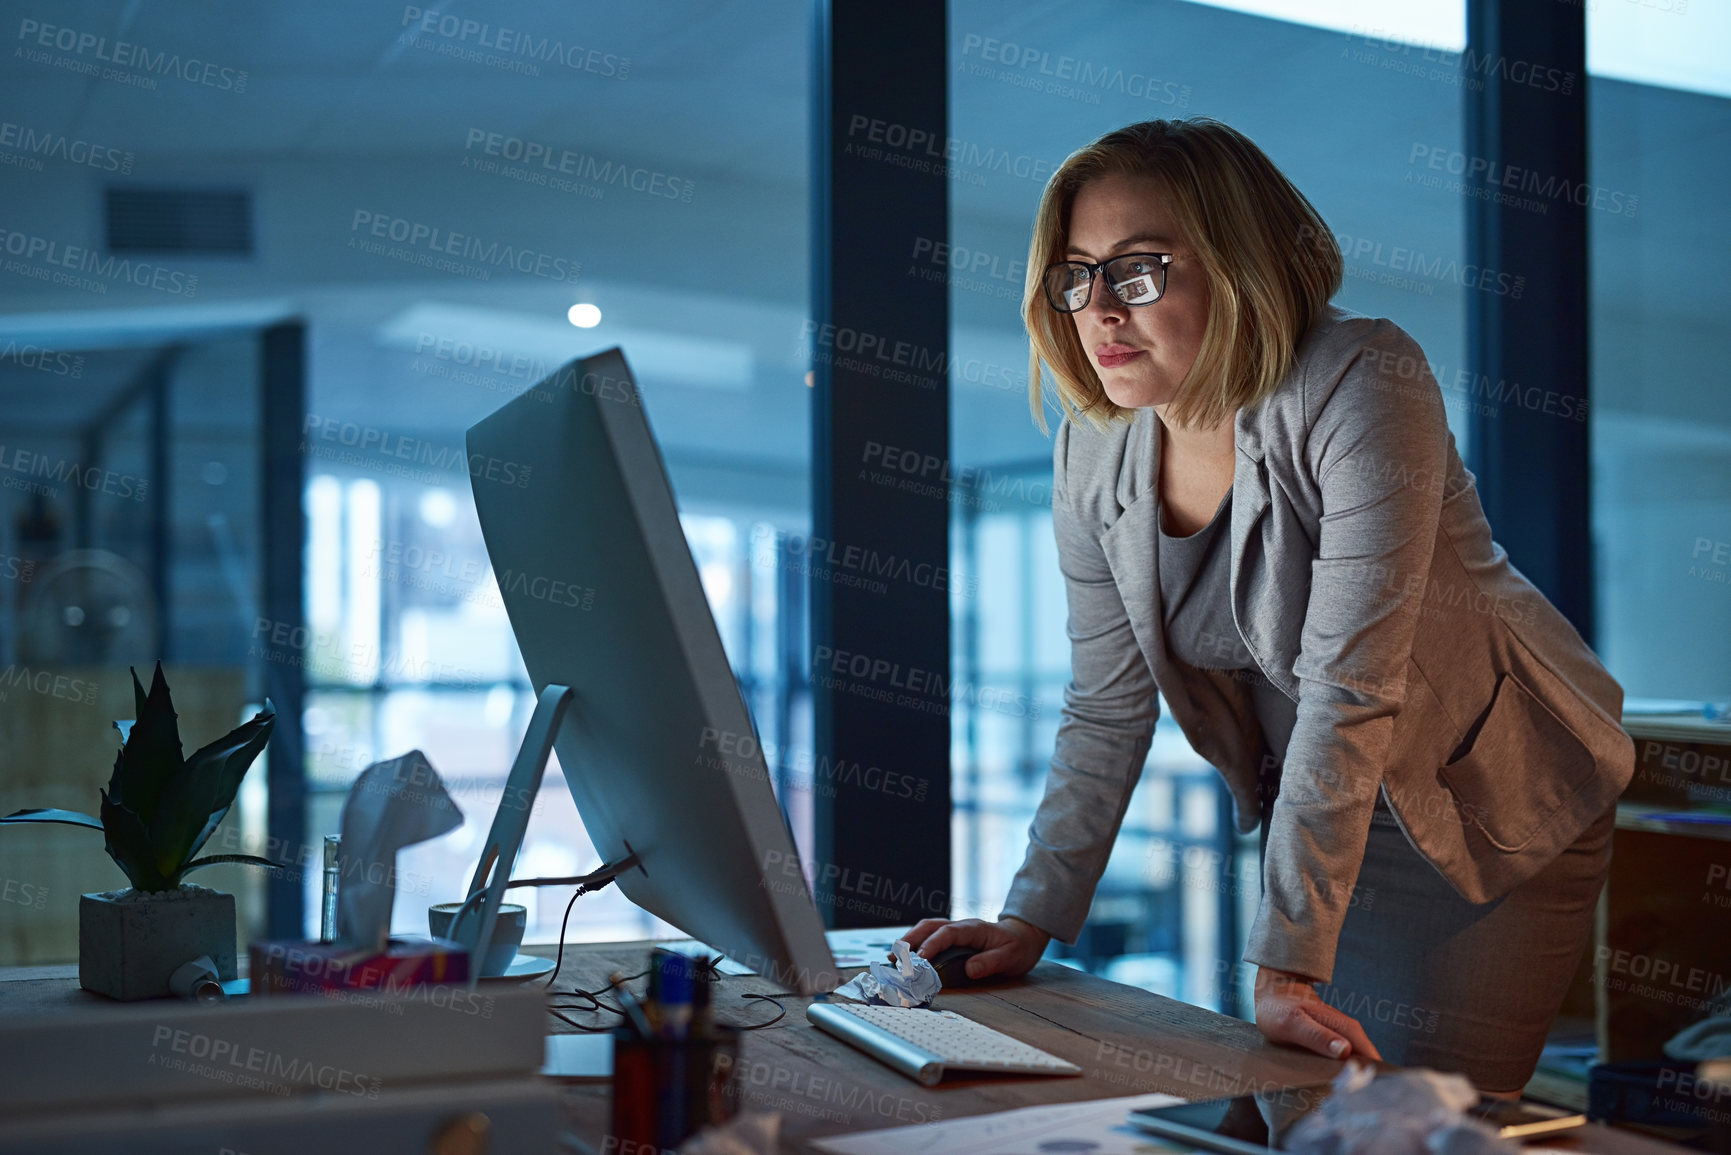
[0,975,557,1154]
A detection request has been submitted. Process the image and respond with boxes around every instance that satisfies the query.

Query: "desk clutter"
[608,948,746,1150]
[0,749,568,1154]
[4,925,1712,1155]
[0,978,555,1153]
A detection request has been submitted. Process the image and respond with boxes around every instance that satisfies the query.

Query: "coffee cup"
[428,900,527,977]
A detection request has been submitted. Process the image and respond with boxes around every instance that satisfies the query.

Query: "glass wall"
[1586,3,1731,701]
[283,3,816,943]
[947,0,1473,1013]
[0,328,272,962]
[0,2,812,955]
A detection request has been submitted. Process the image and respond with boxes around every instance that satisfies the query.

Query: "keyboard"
[806,1002,1083,1087]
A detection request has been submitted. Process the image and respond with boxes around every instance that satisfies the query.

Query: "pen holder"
[610,1025,741,1152]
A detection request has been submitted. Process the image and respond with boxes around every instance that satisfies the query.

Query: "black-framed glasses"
[1042,252,1173,313]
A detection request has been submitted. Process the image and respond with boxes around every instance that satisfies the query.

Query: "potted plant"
[2,662,284,1000]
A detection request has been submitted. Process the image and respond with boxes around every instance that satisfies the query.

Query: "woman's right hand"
[901,916,1051,981]
[1252,966,1383,1062]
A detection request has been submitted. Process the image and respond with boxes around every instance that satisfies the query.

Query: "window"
[1586,2,1731,700]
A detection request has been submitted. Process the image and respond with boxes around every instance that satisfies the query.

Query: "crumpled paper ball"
[1284,1062,1520,1155]
[833,939,943,1008]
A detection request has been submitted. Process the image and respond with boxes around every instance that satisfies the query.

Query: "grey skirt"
[1313,794,1615,1092]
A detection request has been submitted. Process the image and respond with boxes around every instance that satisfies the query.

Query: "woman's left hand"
[1252,966,1383,1062]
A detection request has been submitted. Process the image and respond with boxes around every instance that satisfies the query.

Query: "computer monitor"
[465,347,841,995]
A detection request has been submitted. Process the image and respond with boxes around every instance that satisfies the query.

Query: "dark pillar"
[149,357,171,660]
[1465,0,1594,641]
[809,0,951,927]
[260,322,307,937]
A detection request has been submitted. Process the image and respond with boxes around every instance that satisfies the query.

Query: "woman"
[905,118,1633,1093]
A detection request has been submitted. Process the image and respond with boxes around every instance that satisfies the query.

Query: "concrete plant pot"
[79,884,238,1001]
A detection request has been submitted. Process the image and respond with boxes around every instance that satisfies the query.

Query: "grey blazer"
[1001,305,1633,982]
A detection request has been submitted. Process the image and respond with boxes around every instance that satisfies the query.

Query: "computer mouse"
[929,945,986,988]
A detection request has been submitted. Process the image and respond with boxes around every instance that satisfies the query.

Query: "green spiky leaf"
[99,790,171,892]
[148,700,275,876]
[177,853,291,882]
[106,663,183,822]
[0,808,104,830]
[0,663,280,893]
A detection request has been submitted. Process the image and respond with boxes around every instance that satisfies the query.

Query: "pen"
[608,970,654,1038]
[657,951,693,1039]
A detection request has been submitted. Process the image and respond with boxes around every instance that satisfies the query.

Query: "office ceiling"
[0,0,1722,506]
[3,0,809,180]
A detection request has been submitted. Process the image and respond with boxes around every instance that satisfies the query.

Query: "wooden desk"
[546,941,1690,1154]
[0,948,1697,1153]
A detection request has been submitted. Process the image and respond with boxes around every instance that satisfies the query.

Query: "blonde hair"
[1024,118,1342,432]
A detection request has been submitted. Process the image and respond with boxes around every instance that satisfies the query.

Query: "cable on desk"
[545,954,792,1034]
[537,911,795,1035]
[546,967,652,1033]
[533,871,633,992]
[681,955,789,1031]
[441,863,624,997]
[541,884,588,992]
[548,1004,617,1033]
[734,991,791,1030]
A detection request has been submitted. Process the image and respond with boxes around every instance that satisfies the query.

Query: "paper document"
[810,1092,1187,1155]
[659,927,908,977]
[825,927,910,970]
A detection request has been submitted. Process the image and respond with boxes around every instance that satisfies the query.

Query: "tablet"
[1127,1081,1586,1153]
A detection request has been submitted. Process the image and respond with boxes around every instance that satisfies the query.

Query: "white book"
[0,1075,559,1155]
[0,984,546,1118]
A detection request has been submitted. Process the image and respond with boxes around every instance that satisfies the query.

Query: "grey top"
[1155,490,1238,670]
[1157,489,1299,767]
[1000,306,1634,982]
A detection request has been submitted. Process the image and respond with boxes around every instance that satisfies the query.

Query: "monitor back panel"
[466,349,837,993]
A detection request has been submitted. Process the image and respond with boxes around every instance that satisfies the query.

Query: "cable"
[439,858,622,991]
[541,881,608,992]
[445,868,605,948]
[540,885,585,992]
[545,966,653,1032]
[547,1004,620,1033]
[507,874,608,889]
[523,874,794,1034]
[439,851,645,1031]
[736,991,791,1029]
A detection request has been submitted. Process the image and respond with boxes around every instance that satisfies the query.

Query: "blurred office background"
[0,0,1724,1020]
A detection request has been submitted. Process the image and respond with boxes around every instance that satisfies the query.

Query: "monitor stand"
[448,683,641,989]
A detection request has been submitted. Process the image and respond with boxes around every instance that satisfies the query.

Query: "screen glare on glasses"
[1044,253,1170,313]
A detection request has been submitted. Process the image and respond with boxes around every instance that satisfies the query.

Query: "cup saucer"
[479,953,556,985]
